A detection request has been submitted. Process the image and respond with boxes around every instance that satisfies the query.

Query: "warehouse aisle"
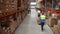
[14,8,54,34]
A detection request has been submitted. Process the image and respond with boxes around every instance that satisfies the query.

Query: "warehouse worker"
[40,12,46,31]
[37,10,41,17]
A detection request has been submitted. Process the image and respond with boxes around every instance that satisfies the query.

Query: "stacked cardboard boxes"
[47,17,60,34]
[0,0,30,34]
[0,0,17,13]
[17,13,22,26]
[9,16,17,34]
[21,0,30,20]
[52,20,60,34]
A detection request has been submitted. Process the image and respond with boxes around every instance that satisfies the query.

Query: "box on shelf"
[17,13,22,26]
[50,18,58,27]
[2,27,11,34]
[10,18,17,33]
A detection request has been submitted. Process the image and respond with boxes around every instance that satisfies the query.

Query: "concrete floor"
[14,8,54,34]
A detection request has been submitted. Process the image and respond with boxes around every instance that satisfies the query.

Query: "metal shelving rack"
[0,0,30,34]
[41,0,60,10]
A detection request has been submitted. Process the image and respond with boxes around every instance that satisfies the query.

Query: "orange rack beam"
[0,10,20,19]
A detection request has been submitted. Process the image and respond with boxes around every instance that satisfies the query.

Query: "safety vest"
[40,15,45,20]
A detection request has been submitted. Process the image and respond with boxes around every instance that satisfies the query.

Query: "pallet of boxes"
[52,17,60,34]
[47,13,58,27]
[47,13,60,34]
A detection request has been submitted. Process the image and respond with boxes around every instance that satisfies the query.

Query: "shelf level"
[0,10,21,19]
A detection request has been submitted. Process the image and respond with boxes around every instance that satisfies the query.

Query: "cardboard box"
[50,18,58,27]
[53,25,60,34]
[17,14,22,26]
[52,20,60,34]
[10,18,17,33]
[2,27,11,34]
